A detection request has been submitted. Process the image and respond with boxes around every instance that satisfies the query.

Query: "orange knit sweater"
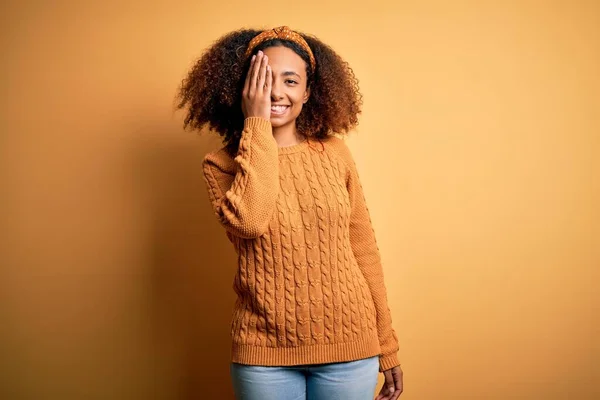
[202,117,400,371]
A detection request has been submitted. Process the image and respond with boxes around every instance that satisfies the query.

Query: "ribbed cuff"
[238,117,276,157]
[243,117,272,131]
[379,352,400,372]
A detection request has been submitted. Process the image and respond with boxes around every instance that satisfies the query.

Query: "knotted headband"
[244,26,316,70]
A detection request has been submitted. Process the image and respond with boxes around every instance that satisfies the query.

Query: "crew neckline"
[277,139,311,155]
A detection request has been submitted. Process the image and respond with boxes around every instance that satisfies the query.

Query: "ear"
[303,86,311,104]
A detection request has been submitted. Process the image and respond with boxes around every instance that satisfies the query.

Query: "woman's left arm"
[333,138,401,372]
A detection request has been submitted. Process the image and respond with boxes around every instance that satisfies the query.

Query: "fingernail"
[252,55,256,61]
[388,387,394,394]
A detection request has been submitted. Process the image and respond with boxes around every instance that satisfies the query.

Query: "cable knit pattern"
[202,117,400,371]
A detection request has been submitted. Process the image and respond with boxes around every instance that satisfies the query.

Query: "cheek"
[291,88,308,106]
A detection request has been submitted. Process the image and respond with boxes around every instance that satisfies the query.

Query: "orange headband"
[245,26,316,70]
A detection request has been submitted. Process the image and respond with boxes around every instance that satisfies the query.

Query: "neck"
[272,123,305,147]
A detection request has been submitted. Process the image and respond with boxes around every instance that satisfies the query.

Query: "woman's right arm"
[202,51,277,239]
[202,117,278,239]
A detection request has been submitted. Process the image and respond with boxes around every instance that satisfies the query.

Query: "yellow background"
[2,1,598,399]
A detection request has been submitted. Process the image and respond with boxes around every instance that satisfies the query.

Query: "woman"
[177,26,403,400]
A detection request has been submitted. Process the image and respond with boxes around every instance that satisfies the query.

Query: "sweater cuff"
[244,117,272,131]
[379,353,400,372]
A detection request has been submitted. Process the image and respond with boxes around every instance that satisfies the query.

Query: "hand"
[241,50,272,120]
[375,366,403,400]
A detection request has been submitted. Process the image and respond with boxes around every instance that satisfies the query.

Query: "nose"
[271,79,283,101]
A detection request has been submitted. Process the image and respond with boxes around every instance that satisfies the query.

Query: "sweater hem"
[231,334,382,366]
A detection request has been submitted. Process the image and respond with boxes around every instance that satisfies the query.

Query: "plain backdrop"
[1,1,598,399]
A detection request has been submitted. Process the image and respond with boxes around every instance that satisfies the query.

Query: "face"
[262,46,310,129]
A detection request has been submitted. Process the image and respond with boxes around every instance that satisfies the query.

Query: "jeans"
[230,356,380,400]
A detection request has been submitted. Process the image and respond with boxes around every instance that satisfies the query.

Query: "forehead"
[263,46,307,76]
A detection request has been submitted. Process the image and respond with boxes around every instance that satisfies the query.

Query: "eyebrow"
[281,71,301,79]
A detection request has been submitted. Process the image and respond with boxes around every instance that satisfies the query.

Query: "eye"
[285,79,298,85]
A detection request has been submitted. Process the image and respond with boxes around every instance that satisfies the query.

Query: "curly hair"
[176,28,362,156]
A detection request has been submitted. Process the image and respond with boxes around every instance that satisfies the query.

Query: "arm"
[333,138,400,371]
[202,117,279,238]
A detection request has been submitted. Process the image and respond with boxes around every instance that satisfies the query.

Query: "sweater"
[202,117,400,371]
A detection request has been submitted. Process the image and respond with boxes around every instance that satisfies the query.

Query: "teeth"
[271,105,288,112]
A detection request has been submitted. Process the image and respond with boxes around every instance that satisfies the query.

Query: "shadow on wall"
[137,125,237,400]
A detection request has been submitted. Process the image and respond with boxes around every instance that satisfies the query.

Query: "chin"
[270,116,298,128]
[269,119,290,128]
[270,113,302,129]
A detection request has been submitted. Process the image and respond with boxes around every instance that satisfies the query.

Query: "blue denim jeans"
[230,356,380,400]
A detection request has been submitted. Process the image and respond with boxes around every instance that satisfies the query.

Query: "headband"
[244,26,316,70]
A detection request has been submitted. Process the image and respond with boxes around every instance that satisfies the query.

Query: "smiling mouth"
[271,105,290,115]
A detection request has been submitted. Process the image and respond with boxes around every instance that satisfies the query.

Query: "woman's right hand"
[242,50,272,120]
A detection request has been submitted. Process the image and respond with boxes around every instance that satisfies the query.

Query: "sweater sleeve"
[331,137,400,372]
[202,117,279,239]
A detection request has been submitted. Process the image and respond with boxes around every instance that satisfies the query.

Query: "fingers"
[257,53,268,89]
[375,392,388,400]
[265,65,272,93]
[384,370,396,397]
[249,53,260,89]
[244,51,269,95]
[243,55,255,95]
[250,51,265,91]
[375,370,395,400]
[390,368,403,399]
[375,389,392,400]
[241,50,271,120]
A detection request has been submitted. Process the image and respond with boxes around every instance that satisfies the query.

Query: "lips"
[271,105,289,115]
